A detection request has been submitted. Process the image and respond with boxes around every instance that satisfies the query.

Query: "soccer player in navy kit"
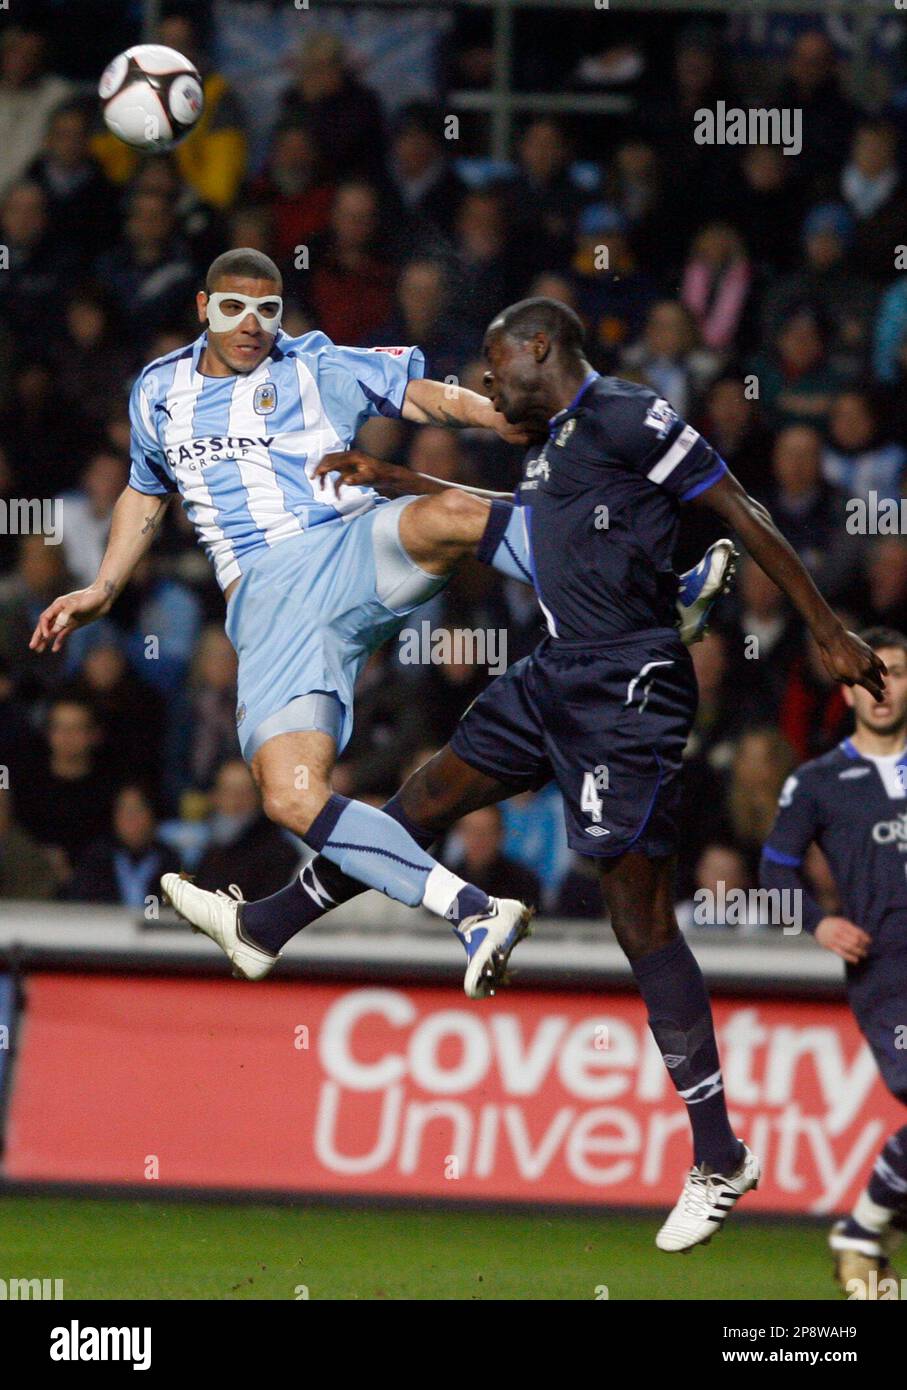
[762,627,907,1295]
[219,298,887,1251]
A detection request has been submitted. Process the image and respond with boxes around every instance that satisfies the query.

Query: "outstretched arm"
[29,485,171,653]
[401,377,532,445]
[696,471,886,699]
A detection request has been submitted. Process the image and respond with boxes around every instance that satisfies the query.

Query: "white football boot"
[676,538,738,644]
[459,898,534,999]
[656,1144,761,1252]
[829,1217,902,1296]
[161,874,277,981]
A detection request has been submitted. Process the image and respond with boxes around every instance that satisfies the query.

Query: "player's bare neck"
[548,357,594,418]
[851,729,907,759]
[198,347,237,379]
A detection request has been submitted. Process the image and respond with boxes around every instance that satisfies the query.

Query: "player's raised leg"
[163,732,531,989]
[237,745,530,997]
[599,851,759,1252]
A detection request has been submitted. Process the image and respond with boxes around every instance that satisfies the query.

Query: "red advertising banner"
[4,974,902,1213]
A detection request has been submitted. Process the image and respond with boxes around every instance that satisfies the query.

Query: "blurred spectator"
[748,307,844,430]
[726,147,800,276]
[129,155,225,275]
[865,538,907,627]
[768,425,854,598]
[761,204,877,380]
[93,190,195,349]
[67,784,179,907]
[697,376,773,499]
[449,190,518,343]
[375,258,470,381]
[606,140,674,274]
[822,389,905,503]
[642,23,738,246]
[0,180,78,338]
[193,759,300,901]
[246,121,334,266]
[841,121,907,284]
[68,632,165,801]
[0,785,55,900]
[51,285,128,429]
[388,102,466,243]
[508,117,584,277]
[309,182,395,344]
[444,804,541,910]
[0,359,90,497]
[53,451,127,588]
[570,204,656,363]
[620,299,719,418]
[0,27,72,199]
[25,98,117,260]
[681,222,753,353]
[279,32,385,184]
[114,554,203,696]
[777,30,858,188]
[0,534,73,701]
[11,694,119,884]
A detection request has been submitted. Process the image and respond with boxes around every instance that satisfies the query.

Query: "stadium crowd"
[1,8,906,925]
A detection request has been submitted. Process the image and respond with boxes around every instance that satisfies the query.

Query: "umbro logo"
[663,1054,686,1069]
[584,825,611,837]
[839,767,870,779]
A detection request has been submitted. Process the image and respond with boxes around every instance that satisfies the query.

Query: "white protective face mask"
[206,291,283,334]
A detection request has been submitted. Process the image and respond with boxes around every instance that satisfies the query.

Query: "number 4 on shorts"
[581,771,604,823]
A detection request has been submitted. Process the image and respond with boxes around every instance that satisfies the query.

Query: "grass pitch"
[0,1195,841,1300]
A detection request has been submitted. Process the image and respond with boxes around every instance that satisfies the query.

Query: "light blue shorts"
[225,496,448,761]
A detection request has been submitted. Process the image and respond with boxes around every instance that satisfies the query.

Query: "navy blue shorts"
[848,954,907,1103]
[450,628,697,859]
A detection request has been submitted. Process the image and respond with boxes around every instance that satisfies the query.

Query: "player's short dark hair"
[860,626,907,661]
[486,297,585,357]
[205,249,282,294]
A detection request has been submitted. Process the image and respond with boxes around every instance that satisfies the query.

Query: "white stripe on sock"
[422,864,469,920]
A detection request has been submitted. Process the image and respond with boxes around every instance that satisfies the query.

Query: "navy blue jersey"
[762,738,907,951]
[515,373,726,641]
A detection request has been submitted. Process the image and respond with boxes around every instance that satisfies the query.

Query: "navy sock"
[242,794,438,955]
[631,934,742,1174]
[868,1125,907,1213]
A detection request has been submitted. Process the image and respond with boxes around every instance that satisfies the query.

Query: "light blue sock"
[305,793,490,922]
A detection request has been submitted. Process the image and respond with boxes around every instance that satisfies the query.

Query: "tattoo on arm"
[103,580,116,599]
[141,507,164,535]
[426,405,465,429]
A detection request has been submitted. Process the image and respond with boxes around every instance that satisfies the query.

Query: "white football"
[99,44,204,151]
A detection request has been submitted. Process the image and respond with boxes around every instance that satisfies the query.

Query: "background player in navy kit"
[761,627,907,1296]
[258,298,887,1252]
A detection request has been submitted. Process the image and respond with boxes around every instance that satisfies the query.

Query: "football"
[98,44,204,151]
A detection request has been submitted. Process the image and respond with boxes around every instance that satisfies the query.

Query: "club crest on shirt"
[555,418,576,447]
[254,382,277,415]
